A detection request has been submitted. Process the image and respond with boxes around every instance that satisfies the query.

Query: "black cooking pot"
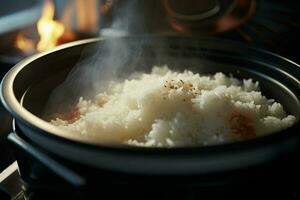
[1,36,300,199]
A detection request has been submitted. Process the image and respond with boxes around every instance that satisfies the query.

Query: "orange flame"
[15,34,35,55]
[15,0,65,54]
[36,0,65,52]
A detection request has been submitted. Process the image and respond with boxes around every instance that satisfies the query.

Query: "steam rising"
[44,0,151,116]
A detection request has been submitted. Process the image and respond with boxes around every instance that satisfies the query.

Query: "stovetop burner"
[164,0,300,61]
[101,0,300,62]
[221,0,300,61]
[164,0,256,34]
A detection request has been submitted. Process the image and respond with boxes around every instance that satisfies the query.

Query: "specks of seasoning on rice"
[51,65,296,147]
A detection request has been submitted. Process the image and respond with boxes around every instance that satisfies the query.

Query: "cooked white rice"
[51,66,296,147]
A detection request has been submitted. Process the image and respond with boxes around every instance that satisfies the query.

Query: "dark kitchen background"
[0,0,299,199]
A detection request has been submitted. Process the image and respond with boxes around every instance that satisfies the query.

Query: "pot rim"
[1,36,300,148]
[2,36,300,175]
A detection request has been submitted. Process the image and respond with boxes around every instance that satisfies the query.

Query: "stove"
[2,127,300,200]
[1,0,300,199]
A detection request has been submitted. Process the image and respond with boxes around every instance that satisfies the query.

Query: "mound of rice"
[51,66,296,147]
